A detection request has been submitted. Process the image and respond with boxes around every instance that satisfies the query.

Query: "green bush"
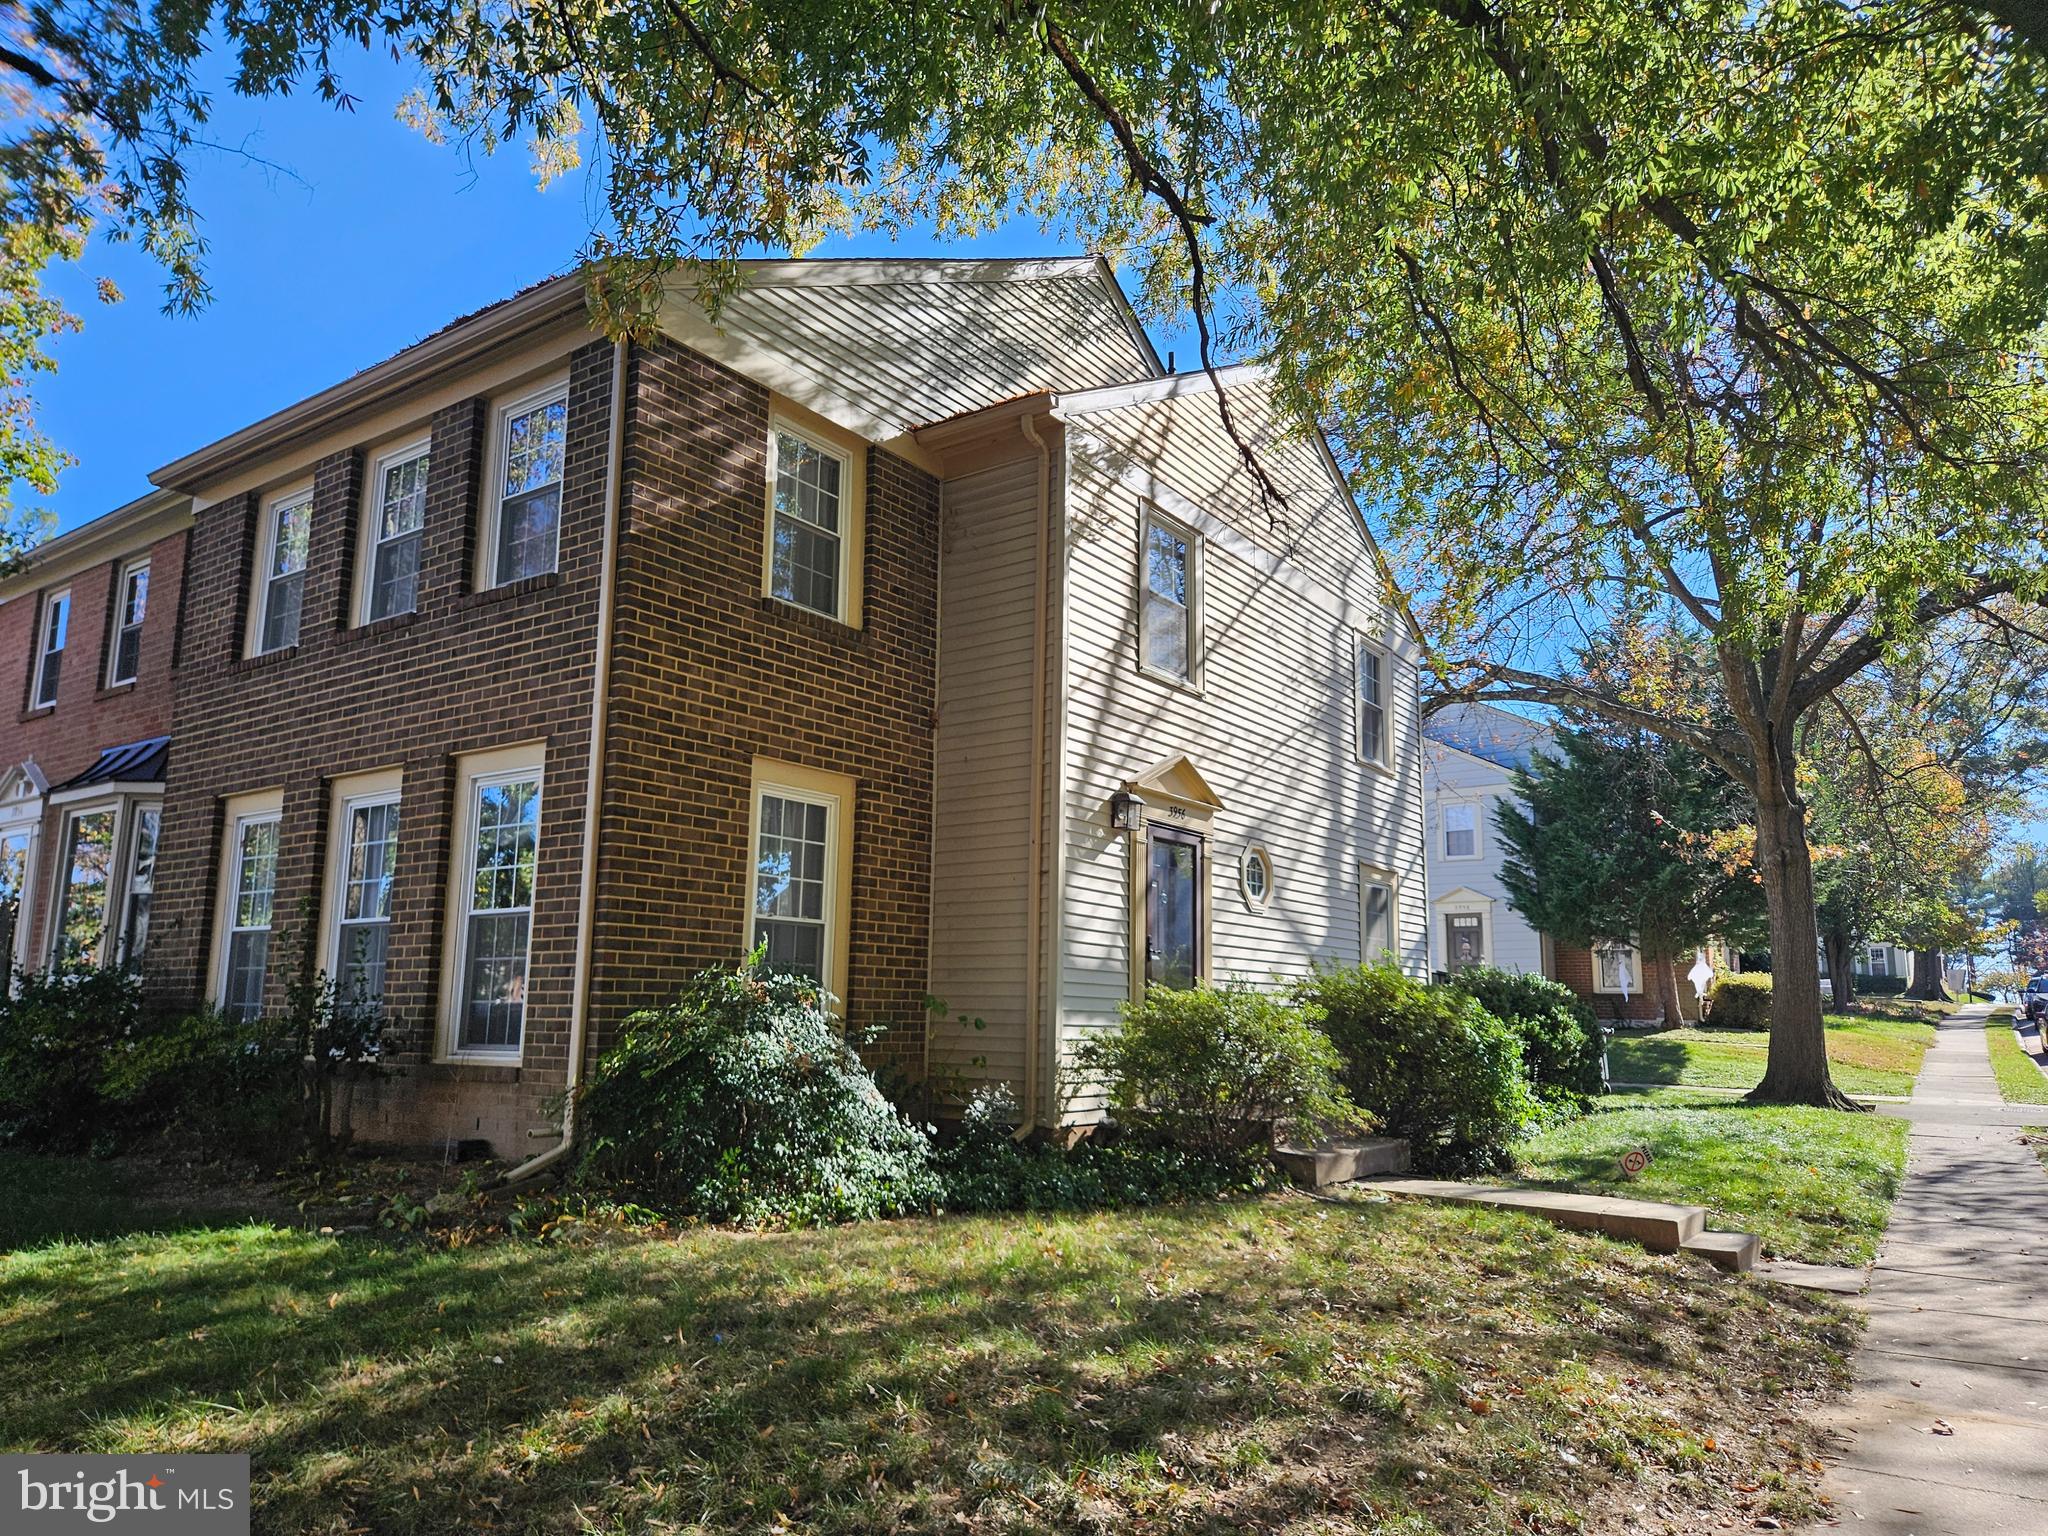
[1448,966,1602,1106]
[1075,981,1365,1157]
[0,964,152,1152]
[1850,972,1909,997]
[931,1087,1278,1212]
[1298,961,1536,1174]
[1707,973,1772,1029]
[573,962,939,1225]
[99,1007,306,1160]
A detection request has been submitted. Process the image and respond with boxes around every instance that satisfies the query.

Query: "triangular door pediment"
[1124,753,1225,813]
[0,761,47,804]
[1433,886,1494,907]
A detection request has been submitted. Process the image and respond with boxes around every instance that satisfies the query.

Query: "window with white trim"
[450,760,541,1054]
[256,489,312,654]
[108,559,148,686]
[1443,802,1480,859]
[31,588,68,708]
[1361,867,1398,961]
[1356,638,1389,765]
[766,425,851,619]
[1594,942,1642,995]
[1444,911,1485,970]
[363,441,429,622]
[489,384,568,587]
[1140,513,1194,682]
[333,793,399,1010]
[0,825,31,976]
[117,805,158,971]
[52,806,117,965]
[220,812,281,1021]
[1239,846,1273,910]
[1865,945,1890,976]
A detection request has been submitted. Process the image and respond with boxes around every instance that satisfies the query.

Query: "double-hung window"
[52,807,116,965]
[256,489,312,654]
[766,424,852,620]
[108,560,148,686]
[1356,638,1389,766]
[1443,802,1479,859]
[364,441,429,621]
[31,588,68,708]
[746,761,853,1004]
[449,757,541,1055]
[118,806,159,970]
[220,810,281,1021]
[1139,512,1194,683]
[333,793,399,1010]
[489,384,568,587]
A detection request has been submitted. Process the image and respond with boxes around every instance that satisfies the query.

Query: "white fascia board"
[1050,363,1271,417]
[723,256,1100,288]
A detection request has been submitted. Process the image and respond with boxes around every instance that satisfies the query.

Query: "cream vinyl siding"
[928,456,1046,1098]
[1053,389,1427,1115]
[1422,740,1550,978]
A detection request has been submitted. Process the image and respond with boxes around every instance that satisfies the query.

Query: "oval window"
[1241,846,1274,909]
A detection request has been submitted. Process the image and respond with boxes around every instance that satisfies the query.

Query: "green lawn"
[1605,1012,1935,1098]
[1985,1016,2048,1105]
[1513,1090,1911,1265]
[0,1154,1861,1536]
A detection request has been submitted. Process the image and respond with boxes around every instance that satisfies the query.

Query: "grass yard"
[0,1153,1862,1536]
[1605,1012,1935,1098]
[1984,1015,2048,1106]
[1513,1091,1911,1265]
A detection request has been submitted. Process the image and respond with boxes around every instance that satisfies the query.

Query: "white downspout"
[1014,411,1052,1136]
[490,335,627,1190]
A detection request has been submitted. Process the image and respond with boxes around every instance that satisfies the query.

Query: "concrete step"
[1275,1136,1410,1189]
[1681,1229,1761,1272]
[1364,1177,1707,1251]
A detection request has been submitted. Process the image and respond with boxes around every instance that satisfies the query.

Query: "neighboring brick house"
[0,491,190,982]
[5,257,1430,1159]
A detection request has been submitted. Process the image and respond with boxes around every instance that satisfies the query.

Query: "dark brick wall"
[1554,942,1670,1022]
[150,339,613,1151]
[0,527,187,956]
[589,336,939,1070]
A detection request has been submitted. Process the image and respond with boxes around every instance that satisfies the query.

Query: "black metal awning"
[49,734,170,794]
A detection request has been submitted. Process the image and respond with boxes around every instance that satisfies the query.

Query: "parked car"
[2022,976,2048,1024]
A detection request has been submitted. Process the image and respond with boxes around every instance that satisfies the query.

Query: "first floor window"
[492,387,567,586]
[0,826,30,974]
[1361,870,1396,960]
[335,796,399,1009]
[1140,515,1193,681]
[1866,945,1890,976]
[1596,943,1639,995]
[455,769,540,1052]
[1357,640,1388,764]
[752,791,831,979]
[1445,912,1484,971]
[222,814,280,1020]
[768,427,848,619]
[53,808,116,965]
[257,490,312,654]
[109,559,148,686]
[1443,802,1479,859]
[32,588,68,708]
[118,806,159,970]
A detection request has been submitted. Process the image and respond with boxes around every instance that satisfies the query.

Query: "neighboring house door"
[1445,911,1484,970]
[1146,826,1203,989]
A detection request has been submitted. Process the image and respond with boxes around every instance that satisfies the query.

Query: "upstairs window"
[1443,802,1479,859]
[490,384,568,587]
[1356,638,1389,766]
[257,489,312,654]
[108,560,148,686]
[1140,513,1195,683]
[31,588,68,708]
[364,441,429,621]
[766,425,851,620]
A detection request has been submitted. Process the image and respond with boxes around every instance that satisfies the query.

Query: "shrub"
[0,964,151,1152]
[1707,973,1772,1029]
[1074,981,1365,1157]
[573,962,938,1225]
[1447,966,1602,1106]
[100,1006,306,1160]
[1850,972,1909,997]
[930,1086,1278,1212]
[1298,961,1536,1174]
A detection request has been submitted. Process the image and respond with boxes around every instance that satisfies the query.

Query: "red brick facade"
[149,340,614,1151]
[1553,942,1679,1023]
[0,523,186,959]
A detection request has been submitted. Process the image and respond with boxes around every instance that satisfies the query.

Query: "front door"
[1445,911,1484,971]
[1146,826,1203,989]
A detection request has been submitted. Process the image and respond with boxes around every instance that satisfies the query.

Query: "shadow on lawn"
[1607,1036,1690,1084]
[0,1185,1835,1534]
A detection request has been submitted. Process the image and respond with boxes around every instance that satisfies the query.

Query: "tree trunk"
[1747,757,1862,1108]
[1903,948,1951,1001]
[1822,930,1856,1012]
[1651,952,1683,1025]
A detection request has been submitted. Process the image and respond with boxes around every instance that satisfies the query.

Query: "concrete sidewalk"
[1801,1004,2048,1534]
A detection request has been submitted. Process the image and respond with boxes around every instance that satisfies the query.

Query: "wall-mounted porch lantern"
[1108,790,1146,831]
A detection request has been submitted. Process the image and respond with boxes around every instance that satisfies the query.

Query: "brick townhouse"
[0,257,1430,1160]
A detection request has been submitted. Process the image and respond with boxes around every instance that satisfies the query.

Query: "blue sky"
[35,48,1187,537]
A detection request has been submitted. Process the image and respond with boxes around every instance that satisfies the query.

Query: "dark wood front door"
[1146,826,1203,989]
